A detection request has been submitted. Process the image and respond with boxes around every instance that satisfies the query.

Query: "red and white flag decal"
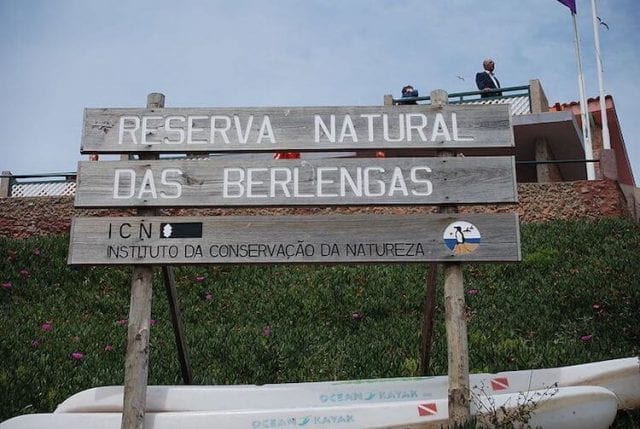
[490,377,510,391]
[418,403,438,416]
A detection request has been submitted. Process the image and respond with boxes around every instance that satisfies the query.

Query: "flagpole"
[572,12,596,180]
[591,0,611,150]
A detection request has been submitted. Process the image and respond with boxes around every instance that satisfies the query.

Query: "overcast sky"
[1,0,638,182]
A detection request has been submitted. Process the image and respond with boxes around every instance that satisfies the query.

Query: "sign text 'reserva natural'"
[117,112,473,146]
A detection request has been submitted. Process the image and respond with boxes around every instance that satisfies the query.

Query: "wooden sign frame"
[70,91,521,428]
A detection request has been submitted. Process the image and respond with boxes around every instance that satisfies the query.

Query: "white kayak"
[0,386,619,429]
[53,357,639,413]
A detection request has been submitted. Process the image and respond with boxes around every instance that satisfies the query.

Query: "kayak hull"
[53,357,640,413]
[1,386,619,429]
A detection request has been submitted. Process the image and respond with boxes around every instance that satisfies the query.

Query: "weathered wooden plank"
[81,104,513,153]
[74,156,517,208]
[67,213,521,265]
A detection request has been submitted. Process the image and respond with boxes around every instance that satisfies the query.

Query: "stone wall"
[0,180,630,239]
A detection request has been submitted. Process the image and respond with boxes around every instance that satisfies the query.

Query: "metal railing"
[392,85,532,115]
[1,172,77,198]
[0,84,576,198]
[2,159,602,198]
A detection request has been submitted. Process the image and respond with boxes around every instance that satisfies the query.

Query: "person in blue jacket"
[399,85,419,105]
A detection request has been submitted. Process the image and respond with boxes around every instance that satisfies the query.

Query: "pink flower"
[31,340,40,348]
[467,289,479,296]
[40,321,53,331]
[262,324,273,337]
[33,248,42,256]
[592,304,603,311]
[580,335,593,342]
[149,319,157,327]
[104,344,113,352]
[70,352,84,361]
[116,319,128,326]
[351,311,362,321]
[205,292,213,302]
[195,275,205,283]
[19,269,30,278]
[1,282,12,290]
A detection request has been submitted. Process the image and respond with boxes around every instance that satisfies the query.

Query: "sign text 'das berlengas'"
[74,156,517,208]
[81,104,512,153]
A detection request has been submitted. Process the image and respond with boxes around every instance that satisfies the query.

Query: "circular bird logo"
[443,221,481,255]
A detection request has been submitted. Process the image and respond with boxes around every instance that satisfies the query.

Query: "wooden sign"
[68,213,521,265]
[81,104,513,153]
[74,156,517,208]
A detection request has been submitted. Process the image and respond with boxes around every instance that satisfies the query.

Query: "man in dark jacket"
[475,58,502,98]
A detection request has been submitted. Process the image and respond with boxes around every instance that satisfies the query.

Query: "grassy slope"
[1,217,639,425]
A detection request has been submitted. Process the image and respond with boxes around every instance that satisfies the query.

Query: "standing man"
[475,58,502,98]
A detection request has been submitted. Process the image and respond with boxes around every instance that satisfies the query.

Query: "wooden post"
[419,264,438,375]
[121,92,164,429]
[432,89,471,425]
[443,262,470,424]
[162,266,193,384]
[121,266,153,429]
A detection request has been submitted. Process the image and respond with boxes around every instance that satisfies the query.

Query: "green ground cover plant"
[1,217,639,426]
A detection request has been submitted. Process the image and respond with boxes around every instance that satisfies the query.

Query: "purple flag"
[557,0,576,14]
